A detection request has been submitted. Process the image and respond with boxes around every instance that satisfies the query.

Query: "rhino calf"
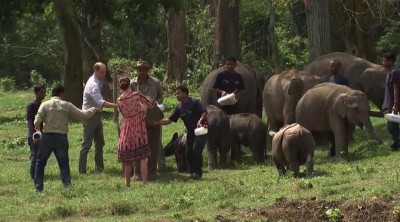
[269,123,315,178]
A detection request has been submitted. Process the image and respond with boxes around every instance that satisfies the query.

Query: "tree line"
[1,0,400,106]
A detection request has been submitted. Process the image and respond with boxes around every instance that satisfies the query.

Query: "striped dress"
[117,91,154,162]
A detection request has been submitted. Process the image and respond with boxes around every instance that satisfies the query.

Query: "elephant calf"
[163,133,188,173]
[206,105,231,169]
[229,113,267,163]
[269,123,315,178]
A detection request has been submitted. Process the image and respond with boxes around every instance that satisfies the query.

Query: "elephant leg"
[231,137,242,164]
[207,140,218,170]
[146,126,159,179]
[330,117,347,157]
[328,131,336,157]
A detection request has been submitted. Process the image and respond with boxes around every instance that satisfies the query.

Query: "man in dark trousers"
[26,85,46,179]
[382,52,400,151]
[212,57,245,115]
[154,85,208,180]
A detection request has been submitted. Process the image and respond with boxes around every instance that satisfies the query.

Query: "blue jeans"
[27,137,39,180]
[186,133,207,177]
[34,133,71,191]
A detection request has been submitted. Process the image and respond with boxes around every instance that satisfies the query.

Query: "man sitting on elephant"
[329,59,349,86]
[382,52,400,152]
[212,57,245,115]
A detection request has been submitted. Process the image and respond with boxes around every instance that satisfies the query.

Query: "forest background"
[2,0,400,106]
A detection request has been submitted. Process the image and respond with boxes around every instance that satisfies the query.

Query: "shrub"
[0,77,16,92]
[30,70,47,87]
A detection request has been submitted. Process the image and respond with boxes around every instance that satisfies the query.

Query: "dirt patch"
[220,196,400,222]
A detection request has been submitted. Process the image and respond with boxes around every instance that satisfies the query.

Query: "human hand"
[221,91,227,97]
[392,104,398,114]
[233,89,239,99]
[382,107,388,114]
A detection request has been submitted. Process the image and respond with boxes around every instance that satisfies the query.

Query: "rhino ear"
[268,131,277,137]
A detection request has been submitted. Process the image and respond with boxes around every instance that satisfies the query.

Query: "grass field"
[0,89,400,221]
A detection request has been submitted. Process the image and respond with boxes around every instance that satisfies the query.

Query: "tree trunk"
[343,0,378,61]
[305,0,332,62]
[78,15,112,102]
[268,0,280,73]
[212,0,241,69]
[53,0,83,107]
[165,8,188,84]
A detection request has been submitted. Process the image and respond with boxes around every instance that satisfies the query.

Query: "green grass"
[0,90,400,221]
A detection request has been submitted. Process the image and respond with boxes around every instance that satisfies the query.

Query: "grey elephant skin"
[295,83,380,157]
[163,132,188,173]
[270,123,315,177]
[201,62,266,117]
[303,52,386,114]
[229,113,267,163]
[263,69,324,134]
[206,105,230,169]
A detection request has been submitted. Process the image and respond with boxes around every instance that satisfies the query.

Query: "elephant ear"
[288,78,303,95]
[332,93,347,118]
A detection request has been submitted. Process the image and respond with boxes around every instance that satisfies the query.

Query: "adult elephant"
[263,69,323,133]
[303,52,386,115]
[296,83,381,157]
[201,62,265,117]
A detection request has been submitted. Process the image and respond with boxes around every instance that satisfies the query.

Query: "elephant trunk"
[362,118,382,143]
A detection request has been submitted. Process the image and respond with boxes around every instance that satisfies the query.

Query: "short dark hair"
[226,56,237,63]
[176,85,189,96]
[33,85,46,93]
[51,85,64,97]
[383,52,396,62]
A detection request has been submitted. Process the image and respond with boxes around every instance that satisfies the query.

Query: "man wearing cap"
[79,62,118,174]
[130,60,165,177]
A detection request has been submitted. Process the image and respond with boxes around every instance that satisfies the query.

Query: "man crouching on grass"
[33,85,99,192]
[153,85,207,180]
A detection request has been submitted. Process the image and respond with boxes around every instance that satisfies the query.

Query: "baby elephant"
[229,113,267,163]
[269,123,315,178]
[163,133,188,173]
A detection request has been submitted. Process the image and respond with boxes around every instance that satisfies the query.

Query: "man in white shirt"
[79,62,118,174]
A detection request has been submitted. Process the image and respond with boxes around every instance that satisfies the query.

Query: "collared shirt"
[169,98,206,134]
[383,68,400,108]
[82,74,105,110]
[329,74,349,86]
[34,96,97,134]
[130,76,163,104]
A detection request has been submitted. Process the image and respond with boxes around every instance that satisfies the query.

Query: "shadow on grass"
[0,116,24,125]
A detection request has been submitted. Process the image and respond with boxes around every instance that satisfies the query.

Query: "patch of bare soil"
[215,196,400,222]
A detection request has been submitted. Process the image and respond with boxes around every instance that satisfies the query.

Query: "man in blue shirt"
[328,59,349,86]
[155,86,208,180]
[382,52,400,151]
[26,85,46,179]
[212,57,245,115]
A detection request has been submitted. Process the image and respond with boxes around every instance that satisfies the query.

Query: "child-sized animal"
[229,113,267,163]
[163,132,188,173]
[269,123,315,178]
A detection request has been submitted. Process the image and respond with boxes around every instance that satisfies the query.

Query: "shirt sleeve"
[156,80,164,104]
[26,103,35,120]
[140,94,155,108]
[89,84,105,108]
[237,74,245,91]
[34,104,45,129]
[212,73,223,89]
[391,70,400,84]
[67,102,97,120]
[196,99,207,113]
[168,106,181,123]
